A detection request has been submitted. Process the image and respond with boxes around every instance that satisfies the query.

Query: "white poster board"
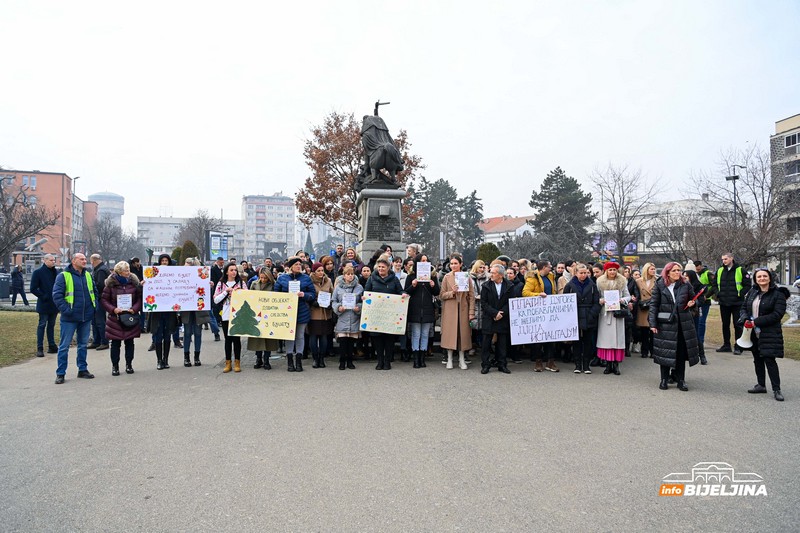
[604,289,620,311]
[342,293,357,310]
[416,262,432,281]
[359,291,409,335]
[317,291,331,308]
[509,294,579,345]
[455,272,470,292]
[116,294,132,310]
[143,265,210,312]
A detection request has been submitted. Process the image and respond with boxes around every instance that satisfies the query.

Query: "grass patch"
[0,311,60,367]
[703,306,800,361]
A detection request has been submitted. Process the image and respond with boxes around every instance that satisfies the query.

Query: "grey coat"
[332,278,363,334]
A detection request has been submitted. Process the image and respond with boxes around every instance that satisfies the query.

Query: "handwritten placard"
[288,280,301,293]
[509,294,579,346]
[416,262,431,281]
[142,265,210,312]
[229,291,299,340]
[604,289,620,311]
[342,293,357,310]
[317,291,331,308]
[455,272,470,292]
[117,294,132,310]
[359,291,409,335]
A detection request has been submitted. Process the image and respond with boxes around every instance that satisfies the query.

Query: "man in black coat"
[89,254,111,350]
[480,264,513,374]
[30,254,60,356]
[715,253,751,355]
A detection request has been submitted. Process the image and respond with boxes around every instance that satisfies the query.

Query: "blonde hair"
[470,259,486,275]
[642,262,656,281]
[113,261,130,274]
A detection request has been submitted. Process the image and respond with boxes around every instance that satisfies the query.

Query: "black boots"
[413,351,420,369]
[677,380,689,391]
[263,356,271,370]
[286,354,296,372]
[184,354,192,367]
[312,353,320,368]
[311,353,326,368]
[419,351,426,368]
[112,363,120,376]
[162,341,170,369]
[659,379,668,390]
[155,344,164,370]
[613,362,620,375]
[194,352,201,366]
[254,353,263,369]
[295,355,303,372]
[603,361,612,374]
[339,355,346,370]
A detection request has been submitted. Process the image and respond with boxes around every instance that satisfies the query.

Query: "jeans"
[92,305,107,345]
[286,323,308,355]
[56,319,92,376]
[309,333,328,356]
[151,315,171,343]
[207,310,220,334]
[409,322,432,351]
[37,312,58,350]
[696,301,711,345]
[184,322,203,354]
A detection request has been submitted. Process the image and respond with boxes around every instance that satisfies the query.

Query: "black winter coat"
[563,277,600,330]
[738,285,786,358]
[364,270,403,296]
[480,279,512,334]
[648,278,700,368]
[30,264,59,314]
[404,272,440,323]
[11,268,25,291]
[716,263,751,306]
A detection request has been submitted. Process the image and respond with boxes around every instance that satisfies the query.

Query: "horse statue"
[355,115,404,193]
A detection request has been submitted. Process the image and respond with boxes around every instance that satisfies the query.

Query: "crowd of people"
[30,244,789,401]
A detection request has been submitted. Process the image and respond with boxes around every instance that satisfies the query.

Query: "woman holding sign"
[248,267,279,370]
[332,265,363,370]
[364,256,404,370]
[213,263,248,373]
[439,254,476,370]
[405,254,441,369]
[648,262,700,391]
[101,261,142,376]
[274,257,316,372]
[595,261,631,375]
[309,262,334,369]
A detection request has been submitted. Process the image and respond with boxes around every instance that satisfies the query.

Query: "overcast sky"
[1,1,797,232]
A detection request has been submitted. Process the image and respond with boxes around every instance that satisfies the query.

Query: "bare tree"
[175,209,226,261]
[693,144,793,267]
[646,205,724,263]
[591,164,660,257]
[84,215,145,263]
[0,173,60,262]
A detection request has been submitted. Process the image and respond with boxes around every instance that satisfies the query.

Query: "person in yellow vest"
[522,260,560,372]
[52,253,97,384]
[716,253,752,355]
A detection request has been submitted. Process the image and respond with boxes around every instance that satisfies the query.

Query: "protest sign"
[142,265,210,312]
[509,294,579,345]
[604,289,620,311]
[317,291,331,308]
[455,272,470,292]
[116,294,132,310]
[229,291,299,340]
[359,291,409,335]
[288,280,301,293]
[416,262,431,281]
[342,293,357,310]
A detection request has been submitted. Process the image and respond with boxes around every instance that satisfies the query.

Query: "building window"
[22,176,28,187]
[786,133,799,148]
[30,176,36,190]
[28,196,37,207]
[785,162,800,178]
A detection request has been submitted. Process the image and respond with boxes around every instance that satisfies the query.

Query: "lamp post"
[725,165,745,228]
[71,176,80,256]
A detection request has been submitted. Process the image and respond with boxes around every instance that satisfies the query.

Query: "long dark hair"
[223,263,242,285]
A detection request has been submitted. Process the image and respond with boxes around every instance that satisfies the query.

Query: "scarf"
[115,274,129,285]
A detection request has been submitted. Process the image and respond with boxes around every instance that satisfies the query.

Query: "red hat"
[603,261,620,271]
[312,262,323,272]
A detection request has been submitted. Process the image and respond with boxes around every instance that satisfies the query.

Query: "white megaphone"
[736,324,754,350]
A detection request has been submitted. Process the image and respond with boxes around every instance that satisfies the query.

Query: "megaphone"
[736,326,753,350]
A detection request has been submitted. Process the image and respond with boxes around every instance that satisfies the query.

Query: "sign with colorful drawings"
[229,291,299,340]
[359,291,409,335]
[142,266,210,312]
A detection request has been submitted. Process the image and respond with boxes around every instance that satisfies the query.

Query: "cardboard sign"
[359,291,409,335]
[142,265,210,312]
[509,294,579,345]
[229,291,299,340]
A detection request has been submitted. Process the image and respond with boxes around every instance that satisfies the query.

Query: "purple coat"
[101,273,143,341]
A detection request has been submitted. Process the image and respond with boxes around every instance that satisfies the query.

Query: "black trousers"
[110,339,134,365]
[573,329,596,370]
[719,303,743,347]
[638,327,653,357]
[221,321,241,360]
[661,323,687,381]
[372,334,395,363]
[482,332,508,368]
[532,342,553,362]
[751,336,781,391]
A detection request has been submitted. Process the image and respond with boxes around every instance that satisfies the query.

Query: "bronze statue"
[355,111,404,193]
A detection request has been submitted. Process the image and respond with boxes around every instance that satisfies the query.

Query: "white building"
[88,191,125,227]
[241,193,299,261]
[137,216,245,262]
[478,215,534,245]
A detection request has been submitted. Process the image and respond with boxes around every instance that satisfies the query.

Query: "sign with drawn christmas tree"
[229,291,299,340]
[359,291,409,335]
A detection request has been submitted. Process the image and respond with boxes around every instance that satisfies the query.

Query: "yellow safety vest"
[63,271,96,308]
[717,266,744,298]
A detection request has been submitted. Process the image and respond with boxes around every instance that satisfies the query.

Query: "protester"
[52,253,97,384]
[180,258,211,367]
[364,255,403,370]
[716,253,751,355]
[480,264,512,374]
[739,268,786,401]
[332,265,363,370]
[89,254,111,350]
[634,263,657,359]
[309,262,334,369]
[439,254,475,370]
[694,259,715,359]
[404,254,439,368]
[684,268,708,365]
[248,266,279,370]
[274,256,316,372]
[213,263,248,373]
[470,260,489,353]
[146,254,180,370]
[563,263,601,373]
[101,261,142,376]
[10,264,29,306]
[29,254,59,356]
[649,262,700,391]
[595,261,631,375]
[523,260,559,372]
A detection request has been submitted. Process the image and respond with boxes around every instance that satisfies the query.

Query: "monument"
[355,101,406,258]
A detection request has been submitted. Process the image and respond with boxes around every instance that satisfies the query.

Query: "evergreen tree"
[180,240,200,264]
[229,300,261,337]
[528,167,595,260]
[477,242,501,264]
[457,190,484,263]
[171,246,182,264]
[304,232,314,258]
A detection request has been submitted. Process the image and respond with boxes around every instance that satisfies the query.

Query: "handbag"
[656,311,675,324]
[612,308,631,319]
[638,299,651,310]
[119,312,139,329]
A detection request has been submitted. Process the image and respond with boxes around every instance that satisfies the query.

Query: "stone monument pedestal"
[356,188,406,260]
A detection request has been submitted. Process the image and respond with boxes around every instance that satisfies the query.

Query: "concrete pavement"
[1,338,798,532]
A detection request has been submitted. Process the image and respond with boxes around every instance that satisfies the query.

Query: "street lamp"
[71,176,81,254]
[726,165,745,227]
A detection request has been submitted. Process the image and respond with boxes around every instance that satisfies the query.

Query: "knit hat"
[285,257,302,268]
[603,261,620,271]
[684,260,697,272]
[312,262,323,272]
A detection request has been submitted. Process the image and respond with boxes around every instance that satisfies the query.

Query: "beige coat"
[439,271,475,351]
[310,275,333,321]
[635,277,656,328]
